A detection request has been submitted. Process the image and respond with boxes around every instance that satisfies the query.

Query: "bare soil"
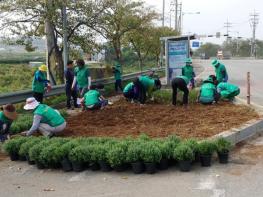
[62,99,259,139]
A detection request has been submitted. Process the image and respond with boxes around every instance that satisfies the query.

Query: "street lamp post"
[180,12,200,34]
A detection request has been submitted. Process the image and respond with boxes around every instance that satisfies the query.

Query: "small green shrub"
[91,144,109,162]
[10,113,33,134]
[173,144,194,161]
[141,142,162,163]
[138,133,151,141]
[158,141,173,159]
[183,138,199,153]
[107,143,127,167]
[198,141,216,155]
[39,143,62,167]
[126,142,143,163]
[58,139,80,160]
[18,137,43,157]
[28,140,49,162]
[3,137,28,155]
[215,138,232,153]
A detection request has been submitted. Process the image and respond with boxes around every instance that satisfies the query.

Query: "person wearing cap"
[133,75,162,104]
[23,98,66,137]
[81,85,109,110]
[198,75,220,105]
[112,61,123,93]
[65,60,78,109]
[217,82,240,101]
[211,59,228,83]
[0,104,17,142]
[32,64,51,103]
[182,58,196,88]
[171,75,191,106]
[72,59,91,97]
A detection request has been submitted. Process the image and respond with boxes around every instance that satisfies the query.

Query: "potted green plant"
[198,140,216,167]
[157,141,172,170]
[183,138,199,163]
[39,143,62,169]
[215,138,232,164]
[19,137,42,164]
[126,142,144,174]
[141,143,162,174]
[173,144,194,172]
[68,145,87,172]
[94,144,112,172]
[28,141,50,169]
[3,136,28,161]
[107,143,127,172]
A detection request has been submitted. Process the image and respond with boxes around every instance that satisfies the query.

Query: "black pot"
[36,162,45,169]
[49,162,61,169]
[19,155,27,161]
[72,161,84,172]
[178,160,191,172]
[158,158,169,170]
[200,154,212,167]
[61,158,72,172]
[131,161,144,174]
[168,158,177,166]
[99,161,112,172]
[26,155,35,165]
[194,152,200,163]
[10,152,19,161]
[90,162,100,171]
[113,164,127,172]
[217,152,229,164]
[144,162,157,174]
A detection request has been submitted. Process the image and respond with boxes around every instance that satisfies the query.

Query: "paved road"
[196,59,263,106]
[1,136,263,197]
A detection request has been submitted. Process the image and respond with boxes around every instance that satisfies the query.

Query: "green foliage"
[107,143,127,167]
[138,133,151,141]
[141,142,162,163]
[173,144,194,161]
[90,144,109,162]
[215,138,232,153]
[198,141,216,155]
[10,113,33,134]
[126,142,143,163]
[28,140,49,162]
[3,137,28,155]
[183,138,199,153]
[195,43,221,58]
[39,143,62,167]
[58,139,80,160]
[44,95,67,107]
[18,137,42,157]
[158,141,173,159]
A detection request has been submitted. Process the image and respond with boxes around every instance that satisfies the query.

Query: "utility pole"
[250,10,259,58]
[162,0,165,27]
[62,5,68,72]
[170,1,175,28]
[224,19,232,42]
[175,0,178,30]
[178,3,182,34]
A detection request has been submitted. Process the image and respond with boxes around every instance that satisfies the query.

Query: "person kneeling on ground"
[81,85,109,110]
[217,82,240,101]
[22,97,66,137]
[0,104,17,142]
[133,75,162,104]
[171,75,192,106]
[198,76,220,105]
[123,82,136,102]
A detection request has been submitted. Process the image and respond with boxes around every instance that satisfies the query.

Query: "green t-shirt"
[32,70,47,93]
[139,75,155,93]
[182,65,194,80]
[84,90,100,106]
[114,63,122,80]
[215,63,227,83]
[123,82,134,93]
[176,75,190,85]
[34,104,65,127]
[0,111,11,124]
[74,66,90,88]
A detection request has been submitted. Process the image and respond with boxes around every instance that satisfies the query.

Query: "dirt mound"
[63,99,259,139]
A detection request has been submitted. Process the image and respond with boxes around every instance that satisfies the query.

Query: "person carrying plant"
[133,75,162,104]
[182,58,196,88]
[81,85,110,110]
[112,61,123,93]
[217,82,240,101]
[32,64,51,103]
[22,97,66,137]
[65,60,78,109]
[211,59,228,83]
[171,75,191,106]
[72,59,91,97]
[0,104,17,142]
[198,76,220,105]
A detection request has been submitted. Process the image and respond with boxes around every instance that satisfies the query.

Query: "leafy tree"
[195,43,221,58]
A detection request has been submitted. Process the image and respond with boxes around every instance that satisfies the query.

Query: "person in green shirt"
[0,104,17,142]
[112,61,123,93]
[81,85,109,110]
[211,59,228,83]
[182,58,196,87]
[198,75,220,105]
[133,75,162,104]
[22,97,66,137]
[72,59,91,97]
[171,75,191,106]
[217,82,240,101]
[32,64,51,103]
[123,82,138,102]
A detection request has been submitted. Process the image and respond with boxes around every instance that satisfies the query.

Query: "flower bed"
[3,135,232,174]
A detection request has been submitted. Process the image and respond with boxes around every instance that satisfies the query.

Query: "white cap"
[24,97,40,110]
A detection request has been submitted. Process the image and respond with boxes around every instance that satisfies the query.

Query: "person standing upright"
[211,59,228,83]
[112,60,123,93]
[182,58,196,88]
[65,60,78,109]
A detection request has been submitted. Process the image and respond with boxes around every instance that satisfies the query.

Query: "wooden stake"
[247,72,250,104]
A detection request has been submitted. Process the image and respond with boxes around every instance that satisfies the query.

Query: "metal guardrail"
[0,68,164,105]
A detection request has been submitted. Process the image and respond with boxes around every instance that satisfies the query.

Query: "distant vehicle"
[217,50,231,60]
[200,53,209,59]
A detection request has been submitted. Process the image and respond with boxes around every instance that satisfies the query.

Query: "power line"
[249,10,259,57]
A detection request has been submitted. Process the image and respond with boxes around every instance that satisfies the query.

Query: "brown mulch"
[62,99,260,139]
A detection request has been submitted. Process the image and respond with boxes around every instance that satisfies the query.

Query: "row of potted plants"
[2,134,232,174]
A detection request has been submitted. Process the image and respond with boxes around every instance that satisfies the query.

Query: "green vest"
[0,112,11,124]
[123,82,134,93]
[200,82,216,102]
[215,63,227,83]
[217,82,239,93]
[176,75,190,85]
[34,104,65,127]
[182,65,194,80]
[84,90,100,106]
[139,76,155,91]
[114,63,122,80]
[32,71,47,93]
[74,66,90,88]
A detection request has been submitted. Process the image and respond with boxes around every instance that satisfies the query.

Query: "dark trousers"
[65,85,78,108]
[172,78,189,106]
[115,79,123,92]
[133,78,146,104]
[33,92,44,103]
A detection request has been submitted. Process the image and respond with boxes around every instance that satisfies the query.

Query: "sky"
[144,0,262,44]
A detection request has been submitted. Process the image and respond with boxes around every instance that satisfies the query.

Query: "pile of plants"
[2,135,233,174]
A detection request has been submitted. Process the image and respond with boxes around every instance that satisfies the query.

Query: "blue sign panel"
[192,41,200,47]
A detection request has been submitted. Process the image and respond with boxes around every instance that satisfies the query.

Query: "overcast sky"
[144,0,262,44]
